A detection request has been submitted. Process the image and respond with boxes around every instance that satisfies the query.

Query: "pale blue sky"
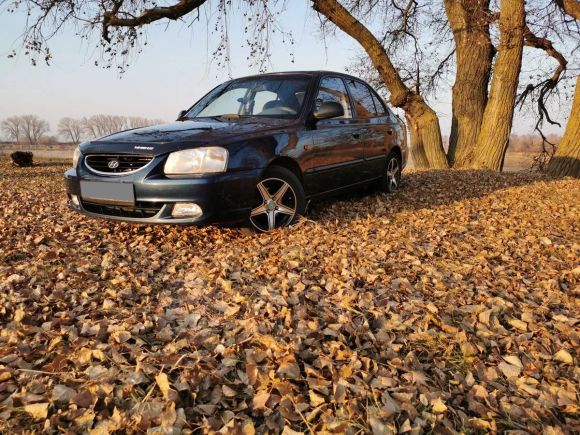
[0,2,566,138]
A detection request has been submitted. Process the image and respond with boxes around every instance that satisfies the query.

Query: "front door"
[309,76,366,193]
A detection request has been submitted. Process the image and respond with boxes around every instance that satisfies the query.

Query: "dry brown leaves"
[0,160,578,434]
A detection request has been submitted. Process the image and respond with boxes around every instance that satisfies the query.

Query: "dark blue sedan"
[65,71,407,231]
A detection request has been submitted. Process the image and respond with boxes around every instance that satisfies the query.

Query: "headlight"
[72,147,81,168]
[164,147,228,175]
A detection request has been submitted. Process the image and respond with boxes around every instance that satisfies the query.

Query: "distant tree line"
[508,133,562,153]
[0,114,165,145]
[1,115,49,145]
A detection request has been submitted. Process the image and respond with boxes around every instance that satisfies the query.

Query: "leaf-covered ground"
[0,159,578,434]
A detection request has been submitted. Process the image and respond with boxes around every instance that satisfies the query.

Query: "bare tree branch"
[102,0,210,42]
[519,25,568,124]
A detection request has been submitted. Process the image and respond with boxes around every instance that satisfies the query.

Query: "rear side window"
[346,80,378,119]
[315,77,352,119]
[371,92,387,116]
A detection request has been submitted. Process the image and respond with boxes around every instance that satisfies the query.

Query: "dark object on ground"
[11,151,34,167]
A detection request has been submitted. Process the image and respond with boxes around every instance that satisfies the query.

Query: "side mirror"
[177,110,187,120]
[312,101,344,121]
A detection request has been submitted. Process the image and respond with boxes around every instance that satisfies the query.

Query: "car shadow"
[303,169,551,227]
[207,168,554,236]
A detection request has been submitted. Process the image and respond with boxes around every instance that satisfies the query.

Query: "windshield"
[186,77,310,119]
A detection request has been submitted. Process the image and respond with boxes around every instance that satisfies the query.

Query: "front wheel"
[249,166,306,232]
[380,151,402,193]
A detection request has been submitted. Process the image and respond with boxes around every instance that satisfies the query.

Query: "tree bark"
[547,75,580,177]
[554,0,580,19]
[406,114,430,168]
[311,0,449,169]
[444,0,495,167]
[471,0,525,171]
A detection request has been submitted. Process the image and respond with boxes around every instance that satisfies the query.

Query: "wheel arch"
[266,156,303,183]
[389,145,402,162]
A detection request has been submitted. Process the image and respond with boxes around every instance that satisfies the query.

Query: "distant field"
[403,151,538,172]
[503,151,537,171]
[0,144,76,160]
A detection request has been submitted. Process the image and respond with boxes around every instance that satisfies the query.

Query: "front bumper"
[65,164,262,225]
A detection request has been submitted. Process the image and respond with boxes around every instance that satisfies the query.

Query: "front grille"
[85,154,153,175]
[82,201,162,219]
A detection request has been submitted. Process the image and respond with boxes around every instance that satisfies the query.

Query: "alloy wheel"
[387,157,400,192]
[250,177,297,232]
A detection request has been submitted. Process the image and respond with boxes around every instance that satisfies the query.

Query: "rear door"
[309,76,366,193]
[371,91,402,170]
[344,79,392,179]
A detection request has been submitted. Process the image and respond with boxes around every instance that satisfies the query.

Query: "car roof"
[233,70,362,81]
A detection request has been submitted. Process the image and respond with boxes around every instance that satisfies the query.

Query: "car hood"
[81,118,293,155]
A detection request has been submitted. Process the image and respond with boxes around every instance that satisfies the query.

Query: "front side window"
[315,77,352,119]
[187,77,310,119]
[346,80,378,119]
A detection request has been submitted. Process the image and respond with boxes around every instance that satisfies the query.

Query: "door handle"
[352,133,361,139]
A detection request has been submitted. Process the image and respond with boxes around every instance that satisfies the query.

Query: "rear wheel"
[249,166,306,232]
[380,151,402,193]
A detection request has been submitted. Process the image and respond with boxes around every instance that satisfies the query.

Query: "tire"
[380,151,402,193]
[249,166,306,232]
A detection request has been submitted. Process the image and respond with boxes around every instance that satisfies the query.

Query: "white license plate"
[80,181,135,205]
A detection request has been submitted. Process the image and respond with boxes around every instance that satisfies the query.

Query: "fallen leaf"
[24,403,48,420]
[503,355,523,368]
[498,361,521,378]
[156,373,171,400]
[554,349,573,364]
[431,397,447,414]
[52,385,76,403]
[508,318,527,331]
[252,391,270,411]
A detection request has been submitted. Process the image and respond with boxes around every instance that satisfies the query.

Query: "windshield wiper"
[195,114,256,122]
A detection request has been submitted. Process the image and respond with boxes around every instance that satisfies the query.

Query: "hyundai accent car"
[65,71,407,232]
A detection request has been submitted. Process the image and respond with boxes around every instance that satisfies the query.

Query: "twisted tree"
[444,0,494,168]
[546,0,580,177]
[468,0,526,171]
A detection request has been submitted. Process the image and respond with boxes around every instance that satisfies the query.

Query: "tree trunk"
[406,99,449,168]
[311,0,449,169]
[547,75,580,177]
[406,114,430,168]
[444,0,495,167]
[470,0,525,171]
[555,0,580,20]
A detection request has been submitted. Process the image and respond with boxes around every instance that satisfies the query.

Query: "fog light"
[71,194,80,207]
[172,203,202,218]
